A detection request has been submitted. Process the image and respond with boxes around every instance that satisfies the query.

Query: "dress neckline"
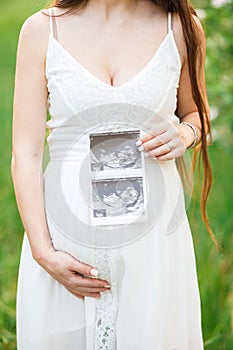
[47,30,179,90]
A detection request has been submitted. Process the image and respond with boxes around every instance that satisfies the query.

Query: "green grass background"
[0,0,232,349]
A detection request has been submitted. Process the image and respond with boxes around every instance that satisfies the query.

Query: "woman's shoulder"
[19,9,51,40]
[17,9,53,60]
[19,6,69,42]
[171,12,205,65]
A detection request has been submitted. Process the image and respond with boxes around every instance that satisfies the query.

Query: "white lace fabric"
[94,249,118,349]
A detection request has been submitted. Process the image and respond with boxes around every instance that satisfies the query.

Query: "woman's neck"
[87,0,145,20]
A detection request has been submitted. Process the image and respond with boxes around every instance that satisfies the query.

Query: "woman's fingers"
[66,270,111,291]
[66,288,100,299]
[66,284,111,299]
[80,292,101,298]
[138,123,178,151]
[145,138,172,155]
[78,286,110,293]
[43,250,111,299]
[70,285,110,295]
[72,273,111,289]
[74,276,111,291]
[69,258,111,287]
[147,138,179,158]
[64,274,111,299]
[65,275,111,299]
[139,122,169,143]
[138,133,167,151]
[156,152,175,161]
[70,258,100,278]
[136,121,187,160]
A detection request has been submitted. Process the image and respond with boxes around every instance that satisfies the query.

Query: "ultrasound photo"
[91,176,145,224]
[89,129,142,172]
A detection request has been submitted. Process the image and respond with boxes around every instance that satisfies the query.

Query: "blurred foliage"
[190,1,233,348]
[0,0,232,349]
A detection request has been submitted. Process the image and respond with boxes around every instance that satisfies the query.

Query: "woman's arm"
[137,14,209,159]
[11,12,111,298]
[175,14,209,149]
[12,13,53,261]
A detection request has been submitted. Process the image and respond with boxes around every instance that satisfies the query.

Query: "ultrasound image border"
[89,128,142,172]
[90,175,146,226]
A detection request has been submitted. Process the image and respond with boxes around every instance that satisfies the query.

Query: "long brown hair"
[49,0,217,245]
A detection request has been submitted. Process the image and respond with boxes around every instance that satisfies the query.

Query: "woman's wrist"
[32,244,56,266]
[178,122,198,149]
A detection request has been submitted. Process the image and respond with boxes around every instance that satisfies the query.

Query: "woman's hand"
[136,120,195,161]
[37,249,111,300]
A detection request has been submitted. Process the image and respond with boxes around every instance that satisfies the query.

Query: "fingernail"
[153,156,157,160]
[105,289,111,293]
[138,145,144,152]
[90,268,99,277]
[104,285,111,288]
[136,140,142,146]
[144,152,149,157]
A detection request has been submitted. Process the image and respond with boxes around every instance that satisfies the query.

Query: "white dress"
[16,11,204,350]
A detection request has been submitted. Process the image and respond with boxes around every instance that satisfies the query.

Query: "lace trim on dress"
[94,249,118,349]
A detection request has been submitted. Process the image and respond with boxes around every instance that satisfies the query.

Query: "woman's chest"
[46,33,181,118]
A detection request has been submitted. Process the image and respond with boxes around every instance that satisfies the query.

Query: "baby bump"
[43,156,182,255]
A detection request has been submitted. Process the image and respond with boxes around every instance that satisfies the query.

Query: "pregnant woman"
[11,0,214,349]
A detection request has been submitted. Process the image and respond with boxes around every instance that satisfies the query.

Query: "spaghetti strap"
[168,12,172,33]
[48,8,54,38]
[48,8,58,40]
